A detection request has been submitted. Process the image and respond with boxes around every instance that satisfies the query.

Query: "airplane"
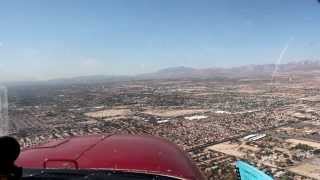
[0,135,205,180]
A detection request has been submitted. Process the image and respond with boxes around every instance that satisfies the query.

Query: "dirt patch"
[289,158,320,180]
[143,109,208,117]
[207,141,259,158]
[194,92,221,96]
[103,116,128,121]
[85,109,131,118]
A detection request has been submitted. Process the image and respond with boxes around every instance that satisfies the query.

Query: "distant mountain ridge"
[137,60,320,80]
[4,60,320,85]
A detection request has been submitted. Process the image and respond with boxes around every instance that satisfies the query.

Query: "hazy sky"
[0,0,320,81]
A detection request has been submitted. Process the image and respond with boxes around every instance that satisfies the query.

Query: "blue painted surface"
[236,160,273,180]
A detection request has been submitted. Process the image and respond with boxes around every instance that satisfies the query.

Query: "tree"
[291,143,314,151]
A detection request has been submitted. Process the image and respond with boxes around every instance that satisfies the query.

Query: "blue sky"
[0,0,320,81]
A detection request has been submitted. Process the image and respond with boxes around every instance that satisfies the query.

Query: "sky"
[0,0,320,81]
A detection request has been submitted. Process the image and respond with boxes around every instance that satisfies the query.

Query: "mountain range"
[4,60,320,85]
[137,60,320,80]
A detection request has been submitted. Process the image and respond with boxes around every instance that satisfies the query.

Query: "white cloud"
[0,42,3,47]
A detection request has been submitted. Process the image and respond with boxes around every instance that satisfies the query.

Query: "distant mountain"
[138,66,198,79]
[277,60,320,71]
[137,65,273,80]
[138,60,320,80]
[4,60,320,86]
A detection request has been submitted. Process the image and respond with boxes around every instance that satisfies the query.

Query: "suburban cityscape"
[4,61,320,179]
[1,1,320,179]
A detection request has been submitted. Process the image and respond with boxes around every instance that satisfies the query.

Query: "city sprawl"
[7,72,320,179]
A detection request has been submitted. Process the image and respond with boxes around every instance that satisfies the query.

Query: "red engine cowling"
[16,134,204,180]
